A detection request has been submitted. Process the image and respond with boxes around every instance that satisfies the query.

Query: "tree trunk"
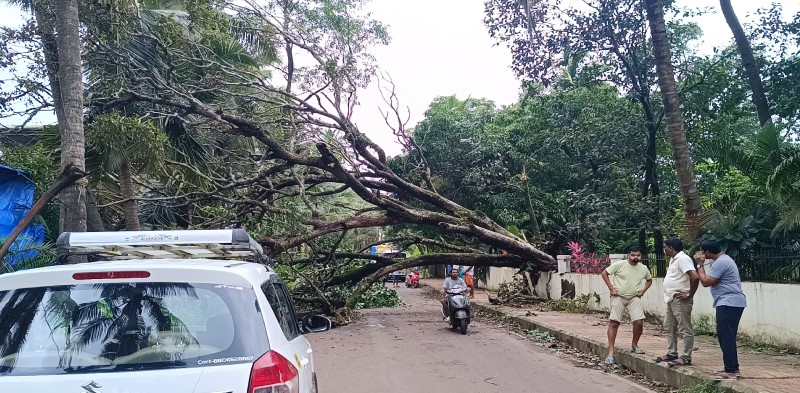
[520,167,540,237]
[522,0,536,46]
[644,0,703,239]
[85,189,105,232]
[719,0,770,126]
[119,158,141,230]
[54,0,88,249]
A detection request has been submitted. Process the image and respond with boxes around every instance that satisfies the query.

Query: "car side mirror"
[301,314,331,334]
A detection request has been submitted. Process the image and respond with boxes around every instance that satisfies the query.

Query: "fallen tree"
[33,0,556,314]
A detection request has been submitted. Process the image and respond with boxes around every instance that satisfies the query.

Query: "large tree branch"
[260,215,404,255]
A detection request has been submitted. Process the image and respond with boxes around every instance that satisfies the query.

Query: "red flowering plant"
[567,241,611,274]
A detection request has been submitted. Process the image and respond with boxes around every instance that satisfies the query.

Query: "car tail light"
[72,271,151,280]
[248,351,300,393]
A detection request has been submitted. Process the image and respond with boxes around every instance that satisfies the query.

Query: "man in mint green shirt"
[600,246,653,364]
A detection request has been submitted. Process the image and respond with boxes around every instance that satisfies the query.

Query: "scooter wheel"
[459,319,467,334]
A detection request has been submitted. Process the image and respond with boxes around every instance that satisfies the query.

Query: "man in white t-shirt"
[655,238,699,366]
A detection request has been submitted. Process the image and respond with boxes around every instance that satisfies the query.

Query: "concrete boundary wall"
[478,266,800,347]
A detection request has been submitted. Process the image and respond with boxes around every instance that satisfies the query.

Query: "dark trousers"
[716,305,745,372]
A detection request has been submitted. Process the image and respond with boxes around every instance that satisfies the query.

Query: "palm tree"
[52,0,88,242]
[4,0,88,245]
[719,0,771,126]
[84,113,166,231]
[643,0,703,238]
[699,126,800,236]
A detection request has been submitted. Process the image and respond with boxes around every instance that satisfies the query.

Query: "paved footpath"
[420,279,800,393]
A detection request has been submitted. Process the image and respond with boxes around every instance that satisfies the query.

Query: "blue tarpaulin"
[0,164,45,265]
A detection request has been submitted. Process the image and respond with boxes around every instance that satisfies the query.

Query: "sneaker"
[444,317,450,322]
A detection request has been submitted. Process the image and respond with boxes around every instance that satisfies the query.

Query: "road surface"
[308,285,654,393]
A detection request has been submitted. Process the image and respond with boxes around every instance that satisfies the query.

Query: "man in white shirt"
[655,238,699,366]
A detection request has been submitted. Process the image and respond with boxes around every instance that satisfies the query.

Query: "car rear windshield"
[0,282,268,376]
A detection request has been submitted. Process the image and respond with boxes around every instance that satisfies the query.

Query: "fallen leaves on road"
[474,309,676,393]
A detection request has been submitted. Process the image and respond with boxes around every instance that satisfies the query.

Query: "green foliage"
[496,275,526,300]
[86,112,167,172]
[394,84,651,254]
[696,126,800,246]
[527,329,555,342]
[693,314,716,336]
[677,382,722,393]
[0,141,59,197]
[0,141,61,239]
[0,240,57,272]
[327,284,401,310]
[545,293,600,314]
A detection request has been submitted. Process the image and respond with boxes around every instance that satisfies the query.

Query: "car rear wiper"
[64,361,188,374]
[63,364,115,374]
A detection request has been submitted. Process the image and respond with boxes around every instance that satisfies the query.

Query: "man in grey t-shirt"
[696,240,747,381]
[440,267,467,321]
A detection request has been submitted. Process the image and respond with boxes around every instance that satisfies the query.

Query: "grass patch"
[677,382,722,393]
[690,315,800,354]
[527,329,555,342]
[693,314,716,336]
[738,332,800,354]
[644,311,664,326]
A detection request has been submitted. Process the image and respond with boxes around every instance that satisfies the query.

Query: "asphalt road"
[308,284,655,393]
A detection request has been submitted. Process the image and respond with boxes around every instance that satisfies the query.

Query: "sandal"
[630,347,646,355]
[711,372,740,381]
[605,356,616,365]
[667,357,691,367]
[654,354,678,363]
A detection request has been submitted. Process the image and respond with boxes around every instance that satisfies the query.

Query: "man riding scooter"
[440,268,468,321]
[440,267,472,333]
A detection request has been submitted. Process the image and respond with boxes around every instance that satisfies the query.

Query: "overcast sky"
[1,0,798,156]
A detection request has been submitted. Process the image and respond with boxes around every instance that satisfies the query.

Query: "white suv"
[0,230,330,393]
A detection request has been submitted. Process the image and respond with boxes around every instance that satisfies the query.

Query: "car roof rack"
[56,229,268,263]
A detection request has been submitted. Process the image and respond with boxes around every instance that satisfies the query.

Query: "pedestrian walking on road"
[655,238,699,367]
[696,239,747,381]
[601,246,653,364]
[463,265,475,298]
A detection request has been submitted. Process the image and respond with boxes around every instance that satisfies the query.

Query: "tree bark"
[85,189,105,232]
[719,0,770,126]
[644,0,703,239]
[54,0,88,248]
[119,158,141,230]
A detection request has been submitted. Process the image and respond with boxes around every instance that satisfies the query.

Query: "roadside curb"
[420,285,759,393]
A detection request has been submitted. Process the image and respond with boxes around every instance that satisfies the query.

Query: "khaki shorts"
[610,296,645,322]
